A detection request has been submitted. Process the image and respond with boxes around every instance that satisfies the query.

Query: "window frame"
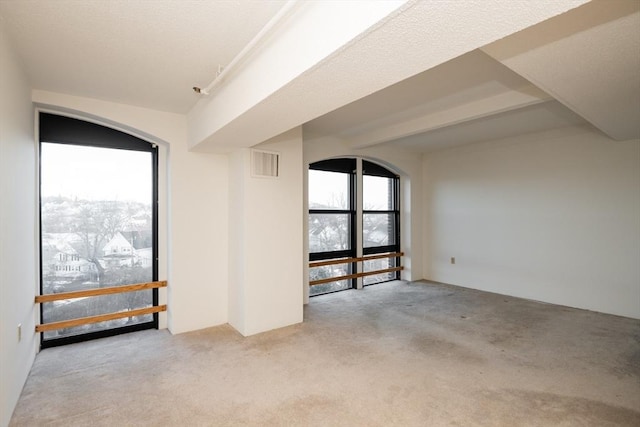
[362,161,401,284]
[362,161,400,256]
[38,113,159,348]
[308,159,357,294]
[308,158,401,296]
[308,159,357,262]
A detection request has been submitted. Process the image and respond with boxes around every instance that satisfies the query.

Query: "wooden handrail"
[309,266,403,286]
[35,280,167,304]
[309,252,404,268]
[35,305,167,333]
[35,281,167,333]
[309,257,353,268]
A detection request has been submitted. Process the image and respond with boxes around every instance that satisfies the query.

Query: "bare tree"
[309,192,351,252]
[71,201,126,286]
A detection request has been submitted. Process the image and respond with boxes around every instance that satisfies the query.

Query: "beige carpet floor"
[10,280,640,426]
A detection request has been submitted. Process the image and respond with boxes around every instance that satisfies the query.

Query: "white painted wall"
[30,91,229,334]
[168,145,228,333]
[229,128,304,336]
[228,148,246,333]
[424,125,640,319]
[0,27,38,427]
[303,136,424,303]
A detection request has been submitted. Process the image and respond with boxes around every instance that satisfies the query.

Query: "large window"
[362,161,400,285]
[309,159,400,296]
[39,113,158,347]
[308,159,356,295]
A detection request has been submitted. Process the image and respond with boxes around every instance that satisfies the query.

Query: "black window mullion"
[363,245,398,256]
[151,145,159,324]
[309,249,354,262]
[349,168,357,288]
[362,210,396,214]
[309,209,352,215]
[393,176,400,276]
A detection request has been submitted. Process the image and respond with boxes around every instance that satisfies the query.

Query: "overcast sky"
[309,169,391,210]
[40,143,152,203]
[41,143,391,208]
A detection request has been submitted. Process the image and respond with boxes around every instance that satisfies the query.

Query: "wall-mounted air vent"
[251,149,279,178]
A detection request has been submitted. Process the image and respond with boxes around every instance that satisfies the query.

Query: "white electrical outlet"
[18,324,22,342]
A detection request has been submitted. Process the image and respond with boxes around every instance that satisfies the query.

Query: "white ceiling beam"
[188,0,590,152]
[347,85,551,149]
[187,0,408,152]
[482,0,640,141]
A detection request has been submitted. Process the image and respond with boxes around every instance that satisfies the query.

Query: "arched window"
[39,113,158,347]
[309,158,400,296]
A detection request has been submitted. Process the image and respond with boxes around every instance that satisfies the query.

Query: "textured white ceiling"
[0,0,286,113]
[189,0,590,151]
[304,0,639,152]
[2,0,635,153]
[304,50,546,139]
[483,0,640,141]
[304,49,587,151]
[388,100,588,152]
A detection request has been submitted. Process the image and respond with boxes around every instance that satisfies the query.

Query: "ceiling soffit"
[305,0,639,152]
[482,0,640,141]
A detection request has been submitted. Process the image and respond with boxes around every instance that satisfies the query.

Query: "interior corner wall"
[228,128,304,336]
[30,91,230,335]
[0,28,38,427]
[227,148,246,333]
[423,125,640,319]
[168,145,229,333]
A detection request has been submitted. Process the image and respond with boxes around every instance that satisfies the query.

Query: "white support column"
[228,128,304,336]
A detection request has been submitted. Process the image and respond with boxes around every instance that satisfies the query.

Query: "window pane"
[363,257,396,286]
[40,143,153,339]
[364,175,393,210]
[309,170,350,209]
[310,263,352,296]
[41,291,152,340]
[309,213,351,253]
[363,213,395,248]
